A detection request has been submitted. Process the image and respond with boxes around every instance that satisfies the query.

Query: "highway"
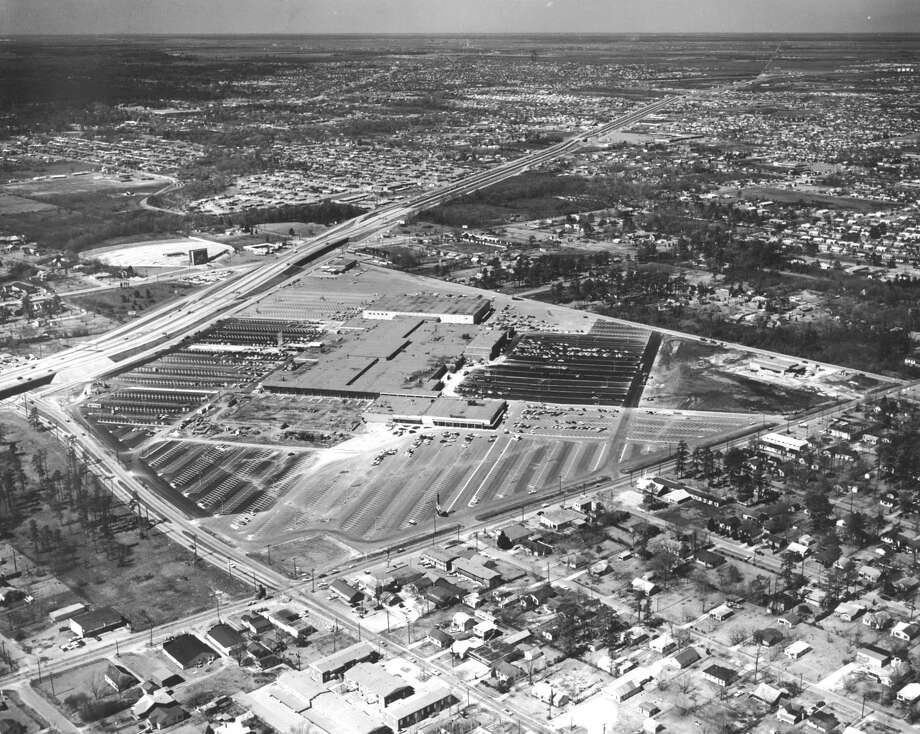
[0,93,679,399]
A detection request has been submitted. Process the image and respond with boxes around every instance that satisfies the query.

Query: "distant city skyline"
[2,0,918,36]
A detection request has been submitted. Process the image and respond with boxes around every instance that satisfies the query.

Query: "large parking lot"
[458,326,658,407]
[235,419,615,544]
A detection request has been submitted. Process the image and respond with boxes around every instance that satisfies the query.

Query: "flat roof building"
[452,556,502,588]
[69,606,125,638]
[367,395,507,430]
[344,662,414,707]
[310,641,377,683]
[761,432,809,456]
[381,685,456,732]
[363,293,491,324]
[162,634,217,669]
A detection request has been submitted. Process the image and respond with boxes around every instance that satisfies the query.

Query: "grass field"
[67,281,197,322]
[735,185,892,212]
[0,193,58,215]
[5,172,168,200]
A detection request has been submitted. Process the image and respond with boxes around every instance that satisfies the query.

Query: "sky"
[1,0,918,36]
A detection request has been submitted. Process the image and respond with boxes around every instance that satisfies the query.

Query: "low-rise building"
[890,620,920,642]
[452,557,501,588]
[898,682,920,704]
[381,686,456,732]
[702,664,736,688]
[310,642,377,683]
[344,662,414,707]
[206,622,245,658]
[420,547,459,572]
[163,634,218,670]
[330,579,364,605]
[69,606,125,638]
[855,644,891,670]
[785,640,812,660]
[267,608,315,642]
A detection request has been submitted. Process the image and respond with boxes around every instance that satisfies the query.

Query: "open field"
[209,394,368,446]
[5,171,169,199]
[733,185,893,212]
[0,193,58,215]
[641,336,857,414]
[67,280,198,323]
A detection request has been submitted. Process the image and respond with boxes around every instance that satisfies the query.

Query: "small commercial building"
[702,664,736,688]
[344,662,414,707]
[761,432,809,456]
[162,634,218,669]
[206,623,245,658]
[267,608,315,642]
[897,682,920,704]
[785,640,812,660]
[420,547,459,572]
[310,642,377,683]
[381,686,457,732]
[49,603,87,623]
[539,508,584,532]
[330,579,364,605]
[69,606,126,638]
[855,644,891,670]
[452,557,501,589]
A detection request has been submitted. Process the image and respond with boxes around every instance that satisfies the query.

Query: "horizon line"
[3,31,920,38]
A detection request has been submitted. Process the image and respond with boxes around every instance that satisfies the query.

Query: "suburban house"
[104,663,138,693]
[890,620,920,642]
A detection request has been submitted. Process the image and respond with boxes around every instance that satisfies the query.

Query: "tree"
[722,447,746,475]
[814,533,842,569]
[844,511,867,546]
[780,552,798,584]
[674,440,689,477]
[647,539,681,587]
